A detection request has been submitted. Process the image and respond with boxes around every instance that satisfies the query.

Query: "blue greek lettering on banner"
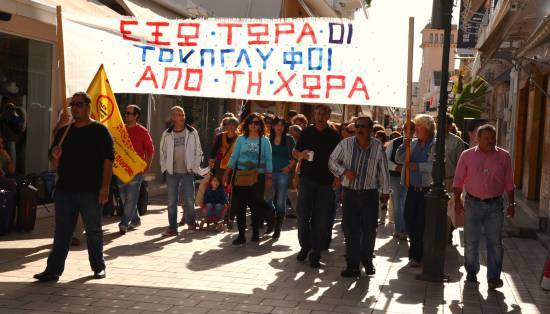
[220,49,235,67]
[283,47,303,70]
[328,23,345,44]
[134,44,155,62]
[328,47,333,71]
[235,49,252,68]
[159,48,174,62]
[200,49,215,67]
[255,48,274,70]
[308,47,323,71]
[179,49,194,64]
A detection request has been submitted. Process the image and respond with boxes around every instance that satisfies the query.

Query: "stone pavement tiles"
[0,202,549,314]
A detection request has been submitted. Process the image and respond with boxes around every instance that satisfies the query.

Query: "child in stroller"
[200,176,228,231]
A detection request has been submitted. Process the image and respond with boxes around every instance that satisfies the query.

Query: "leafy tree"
[450,76,487,129]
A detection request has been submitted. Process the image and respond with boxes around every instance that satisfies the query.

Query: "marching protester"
[159,106,204,236]
[443,113,466,244]
[375,131,390,225]
[395,114,436,268]
[214,112,236,136]
[287,124,302,218]
[266,116,296,239]
[223,113,273,245]
[385,121,415,240]
[118,105,154,235]
[293,104,340,268]
[34,92,114,282]
[453,124,515,289]
[291,114,309,130]
[209,116,239,178]
[286,110,298,125]
[329,116,390,277]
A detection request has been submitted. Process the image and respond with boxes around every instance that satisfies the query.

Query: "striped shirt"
[329,136,391,193]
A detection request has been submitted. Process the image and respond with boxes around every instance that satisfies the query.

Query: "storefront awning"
[517,15,550,58]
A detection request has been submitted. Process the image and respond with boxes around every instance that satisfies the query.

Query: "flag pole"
[405,17,414,187]
[56,5,71,145]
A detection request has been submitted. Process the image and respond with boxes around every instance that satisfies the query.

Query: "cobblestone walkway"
[0,203,548,313]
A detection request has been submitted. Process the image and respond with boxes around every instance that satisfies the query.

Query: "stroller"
[196,173,231,232]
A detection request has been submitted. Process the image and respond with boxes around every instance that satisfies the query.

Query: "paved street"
[0,200,548,314]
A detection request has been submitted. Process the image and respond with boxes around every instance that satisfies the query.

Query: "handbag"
[233,137,262,187]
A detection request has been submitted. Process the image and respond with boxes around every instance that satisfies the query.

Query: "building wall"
[539,76,550,228]
[415,25,458,114]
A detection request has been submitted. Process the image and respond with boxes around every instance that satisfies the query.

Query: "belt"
[408,186,430,193]
[466,193,501,203]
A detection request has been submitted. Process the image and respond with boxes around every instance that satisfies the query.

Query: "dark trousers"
[46,189,105,276]
[342,188,379,269]
[404,187,427,262]
[297,177,335,260]
[231,174,269,235]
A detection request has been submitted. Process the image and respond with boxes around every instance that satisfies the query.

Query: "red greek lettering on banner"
[348,76,370,100]
[274,72,296,96]
[326,75,346,98]
[136,66,158,88]
[177,23,200,46]
[301,75,321,98]
[247,23,269,45]
[225,70,245,93]
[217,23,243,45]
[120,20,139,42]
[146,21,170,46]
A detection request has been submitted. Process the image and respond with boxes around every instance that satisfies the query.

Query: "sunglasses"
[249,120,261,126]
[124,111,136,115]
[355,124,368,129]
[70,101,88,108]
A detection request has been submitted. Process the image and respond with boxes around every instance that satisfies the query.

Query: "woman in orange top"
[209,117,239,178]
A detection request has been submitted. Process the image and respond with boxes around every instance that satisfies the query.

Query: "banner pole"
[56,5,72,146]
[405,17,414,187]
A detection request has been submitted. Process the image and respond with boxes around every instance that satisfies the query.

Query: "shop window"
[0,32,52,175]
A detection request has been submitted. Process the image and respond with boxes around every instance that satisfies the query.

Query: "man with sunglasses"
[329,116,390,277]
[34,92,114,282]
[118,105,154,234]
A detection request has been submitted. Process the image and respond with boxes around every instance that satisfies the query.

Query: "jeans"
[46,189,105,276]
[118,173,143,227]
[231,174,270,235]
[269,172,290,214]
[297,176,335,260]
[206,203,224,219]
[342,188,379,269]
[390,176,407,234]
[167,173,195,231]
[464,195,504,280]
[404,188,427,262]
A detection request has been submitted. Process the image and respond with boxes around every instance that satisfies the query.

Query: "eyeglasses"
[70,101,88,108]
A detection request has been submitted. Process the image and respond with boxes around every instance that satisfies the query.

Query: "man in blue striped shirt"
[329,116,391,277]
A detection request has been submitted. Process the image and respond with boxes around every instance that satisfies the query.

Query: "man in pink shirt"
[453,124,515,289]
[118,104,155,234]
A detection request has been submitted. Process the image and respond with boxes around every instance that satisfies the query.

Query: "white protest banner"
[63,15,402,107]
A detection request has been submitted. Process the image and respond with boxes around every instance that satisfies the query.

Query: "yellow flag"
[87,65,146,184]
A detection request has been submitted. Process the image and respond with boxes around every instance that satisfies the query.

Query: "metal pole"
[405,17,414,187]
[417,0,453,282]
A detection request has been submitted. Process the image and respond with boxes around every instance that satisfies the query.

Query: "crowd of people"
[34,91,516,291]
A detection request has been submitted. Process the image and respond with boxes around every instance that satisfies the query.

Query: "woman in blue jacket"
[223,113,273,245]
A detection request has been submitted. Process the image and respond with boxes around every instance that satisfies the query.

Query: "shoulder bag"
[233,137,262,187]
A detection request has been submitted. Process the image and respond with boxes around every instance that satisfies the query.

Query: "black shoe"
[232,235,246,245]
[466,273,478,284]
[93,269,106,279]
[71,237,80,246]
[251,229,260,242]
[33,272,59,282]
[362,260,375,276]
[488,278,503,289]
[297,249,309,262]
[309,258,321,269]
[272,229,281,239]
[341,268,361,278]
